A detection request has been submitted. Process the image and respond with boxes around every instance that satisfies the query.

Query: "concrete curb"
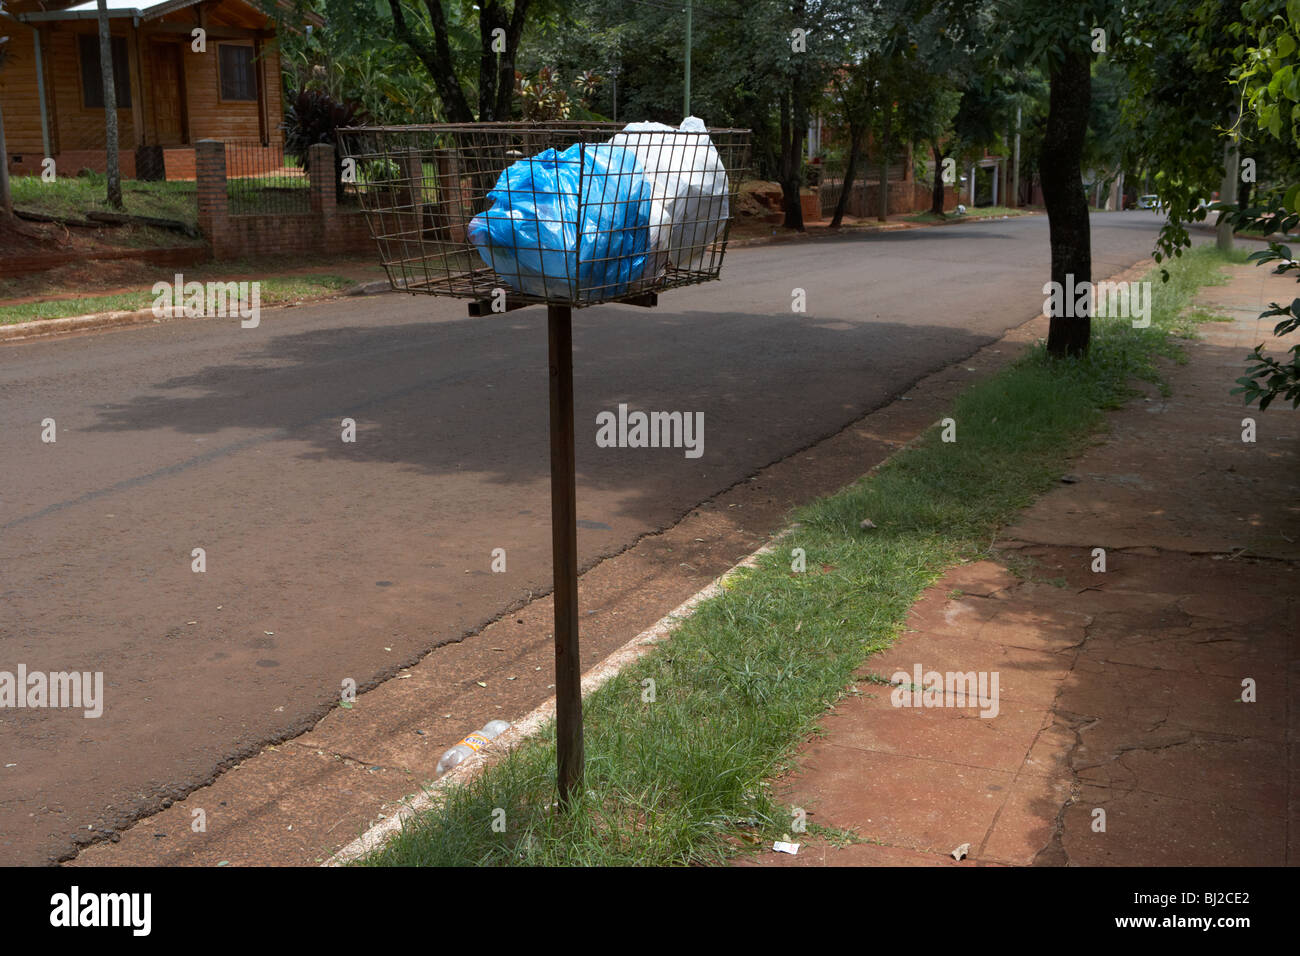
[324,535,785,866]
[0,307,171,343]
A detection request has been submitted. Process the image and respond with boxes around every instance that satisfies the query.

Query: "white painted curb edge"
[324,534,786,866]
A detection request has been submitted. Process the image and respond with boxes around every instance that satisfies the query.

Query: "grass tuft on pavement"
[363,245,1237,867]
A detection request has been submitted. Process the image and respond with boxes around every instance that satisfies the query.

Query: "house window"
[78,34,131,109]
[219,45,258,102]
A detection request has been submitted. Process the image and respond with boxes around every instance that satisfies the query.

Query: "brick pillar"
[309,143,336,215]
[308,142,337,252]
[196,140,228,257]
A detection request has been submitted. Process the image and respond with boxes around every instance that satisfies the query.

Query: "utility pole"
[1217,120,1239,253]
[683,0,692,118]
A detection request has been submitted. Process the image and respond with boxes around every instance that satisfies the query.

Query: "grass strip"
[0,275,357,326]
[363,245,1241,866]
[11,175,199,227]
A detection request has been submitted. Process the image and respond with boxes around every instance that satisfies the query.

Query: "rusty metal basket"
[336,122,750,310]
[334,120,750,806]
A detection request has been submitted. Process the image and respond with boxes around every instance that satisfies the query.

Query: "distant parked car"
[1137,194,1161,210]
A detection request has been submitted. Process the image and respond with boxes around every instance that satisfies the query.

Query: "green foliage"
[1232,244,1300,409]
[1233,0,1300,146]
[1219,0,1300,410]
[284,88,365,200]
[1110,0,1240,264]
[271,0,458,123]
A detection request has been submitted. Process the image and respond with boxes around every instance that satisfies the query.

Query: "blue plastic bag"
[468,142,652,301]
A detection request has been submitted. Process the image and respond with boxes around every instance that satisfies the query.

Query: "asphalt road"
[0,211,1171,864]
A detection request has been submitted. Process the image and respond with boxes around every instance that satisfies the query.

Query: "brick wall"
[818,180,959,219]
[164,149,197,181]
[196,140,373,260]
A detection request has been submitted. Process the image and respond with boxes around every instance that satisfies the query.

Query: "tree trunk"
[778,89,804,231]
[930,142,947,217]
[96,0,122,210]
[830,125,861,228]
[389,0,474,123]
[477,4,501,119]
[0,103,12,218]
[1040,48,1092,359]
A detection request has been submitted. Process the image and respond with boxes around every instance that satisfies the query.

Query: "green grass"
[361,246,1238,867]
[0,275,357,325]
[11,174,198,227]
[10,172,347,226]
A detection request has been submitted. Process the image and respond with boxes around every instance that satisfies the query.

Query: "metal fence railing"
[224,141,310,216]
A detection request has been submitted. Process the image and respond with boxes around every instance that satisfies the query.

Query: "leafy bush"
[283,89,367,201]
[1222,1,1300,410]
[1232,240,1300,409]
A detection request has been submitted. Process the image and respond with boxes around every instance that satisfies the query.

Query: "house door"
[150,43,187,145]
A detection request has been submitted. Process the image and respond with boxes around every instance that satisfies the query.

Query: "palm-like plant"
[284,88,367,201]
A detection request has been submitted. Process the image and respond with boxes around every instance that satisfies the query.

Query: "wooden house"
[0,0,319,180]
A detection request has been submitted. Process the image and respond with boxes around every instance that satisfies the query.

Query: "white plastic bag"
[608,116,729,281]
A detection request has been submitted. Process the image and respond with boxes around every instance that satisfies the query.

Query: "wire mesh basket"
[337,122,751,309]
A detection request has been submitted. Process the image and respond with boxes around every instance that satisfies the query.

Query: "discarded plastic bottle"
[436,719,511,775]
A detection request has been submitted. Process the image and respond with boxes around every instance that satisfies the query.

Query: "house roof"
[17,0,321,25]
[18,0,202,20]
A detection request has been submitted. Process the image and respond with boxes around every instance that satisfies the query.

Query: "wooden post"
[547,304,584,807]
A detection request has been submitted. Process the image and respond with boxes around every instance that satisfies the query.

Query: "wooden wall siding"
[264,42,283,145]
[44,26,139,152]
[0,23,48,160]
[3,3,287,175]
[39,149,140,178]
[181,41,283,145]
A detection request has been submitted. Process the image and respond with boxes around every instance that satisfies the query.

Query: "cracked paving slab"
[748,262,1298,867]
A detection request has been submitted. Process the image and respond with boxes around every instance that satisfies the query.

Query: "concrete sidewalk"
[742,262,1299,867]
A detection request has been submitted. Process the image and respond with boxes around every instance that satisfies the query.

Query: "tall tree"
[771,0,857,229]
[96,0,123,209]
[1038,45,1092,356]
[826,62,873,227]
[1000,0,1124,358]
[902,2,1009,218]
[384,0,533,121]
